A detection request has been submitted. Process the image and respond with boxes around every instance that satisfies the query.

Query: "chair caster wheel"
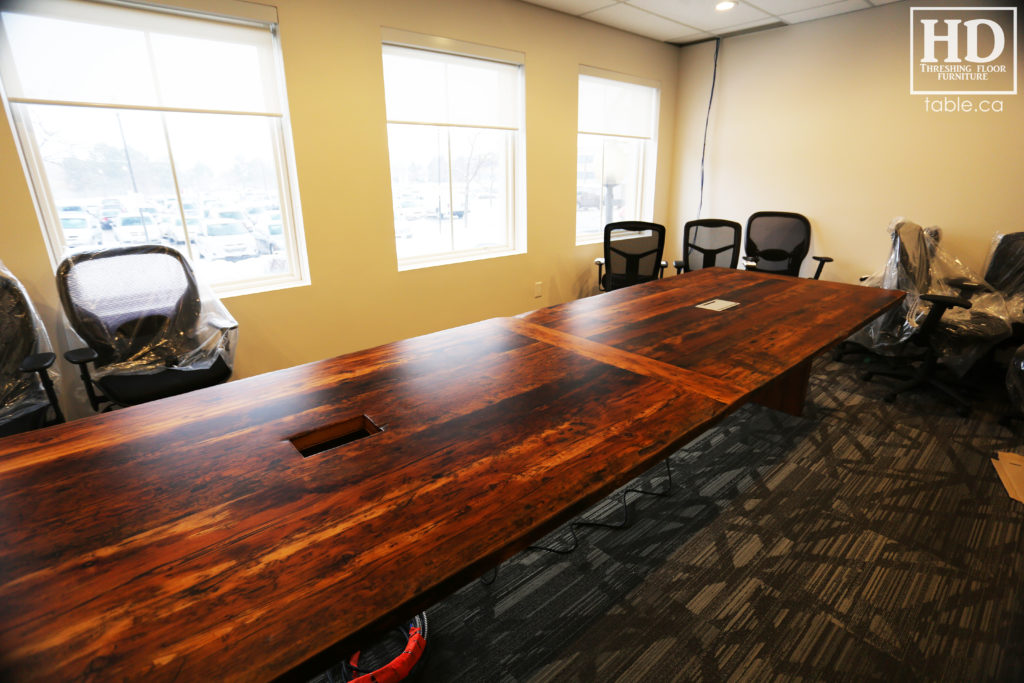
[884,393,896,403]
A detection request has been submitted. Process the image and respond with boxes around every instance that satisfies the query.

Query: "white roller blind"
[382,44,520,129]
[578,74,657,138]
[0,0,281,114]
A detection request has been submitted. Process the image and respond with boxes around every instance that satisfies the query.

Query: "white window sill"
[397,246,525,272]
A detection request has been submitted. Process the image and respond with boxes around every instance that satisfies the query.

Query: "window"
[0,0,308,295]
[576,70,659,245]
[382,36,525,270]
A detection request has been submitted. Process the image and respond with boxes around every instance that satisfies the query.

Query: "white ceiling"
[519,0,902,44]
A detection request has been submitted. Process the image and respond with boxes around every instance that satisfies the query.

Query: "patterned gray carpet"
[412,356,1024,681]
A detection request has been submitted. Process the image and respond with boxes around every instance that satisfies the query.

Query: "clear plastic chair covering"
[851,218,1012,376]
[0,260,57,425]
[982,232,1024,328]
[57,246,237,380]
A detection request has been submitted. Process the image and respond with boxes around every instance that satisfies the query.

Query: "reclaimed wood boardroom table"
[0,268,903,681]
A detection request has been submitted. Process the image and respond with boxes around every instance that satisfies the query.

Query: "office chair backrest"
[56,246,202,368]
[0,270,41,408]
[603,221,666,290]
[0,263,62,434]
[892,221,937,294]
[744,211,811,276]
[984,233,1024,322]
[682,219,741,272]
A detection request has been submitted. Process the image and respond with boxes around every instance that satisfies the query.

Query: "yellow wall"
[8,0,1021,417]
[672,1,1024,283]
[0,0,679,408]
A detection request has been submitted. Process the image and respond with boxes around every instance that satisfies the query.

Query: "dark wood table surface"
[0,268,903,681]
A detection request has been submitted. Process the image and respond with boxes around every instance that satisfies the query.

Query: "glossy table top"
[0,269,902,681]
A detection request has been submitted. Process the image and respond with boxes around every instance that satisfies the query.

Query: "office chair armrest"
[18,352,64,425]
[19,352,56,373]
[660,260,667,278]
[594,257,605,291]
[673,259,684,275]
[64,348,106,412]
[742,256,758,269]
[594,257,605,266]
[945,277,985,296]
[65,347,99,365]
[920,293,972,310]
[811,255,833,280]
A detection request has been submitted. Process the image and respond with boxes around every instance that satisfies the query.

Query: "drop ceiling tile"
[583,3,699,41]
[748,0,839,14]
[718,16,785,34]
[628,0,773,32]
[668,27,717,43]
[522,0,618,15]
[780,0,870,23]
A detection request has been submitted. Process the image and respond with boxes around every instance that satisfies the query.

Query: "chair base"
[862,362,971,417]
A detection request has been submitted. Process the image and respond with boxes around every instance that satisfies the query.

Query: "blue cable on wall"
[697,38,721,220]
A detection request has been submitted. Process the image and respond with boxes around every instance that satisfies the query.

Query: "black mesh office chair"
[0,264,63,437]
[743,211,832,279]
[983,232,1024,336]
[673,218,741,274]
[594,221,667,291]
[56,245,237,411]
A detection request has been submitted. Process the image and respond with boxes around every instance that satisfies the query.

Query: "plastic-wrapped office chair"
[743,211,832,279]
[673,218,741,274]
[852,220,1011,414]
[982,232,1024,335]
[56,245,238,411]
[594,221,667,291]
[0,262,63,437]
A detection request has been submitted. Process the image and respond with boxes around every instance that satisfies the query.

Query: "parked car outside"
[205,208,254,231]
[99,207,121,230]
[197,221,259,260]
[114,215,158,244]
[60,212,102,249]
[161,216,202,244]
[254,220,285,254]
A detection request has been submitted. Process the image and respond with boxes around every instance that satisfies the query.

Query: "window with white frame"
[382,37,525,270]
[0,0,308,295]
[576,70,659,245]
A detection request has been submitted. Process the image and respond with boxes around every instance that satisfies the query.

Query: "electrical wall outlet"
[533,281,543,298]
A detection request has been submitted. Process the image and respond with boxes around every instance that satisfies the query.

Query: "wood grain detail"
[497,317,747,406]
[0,269,904,682]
